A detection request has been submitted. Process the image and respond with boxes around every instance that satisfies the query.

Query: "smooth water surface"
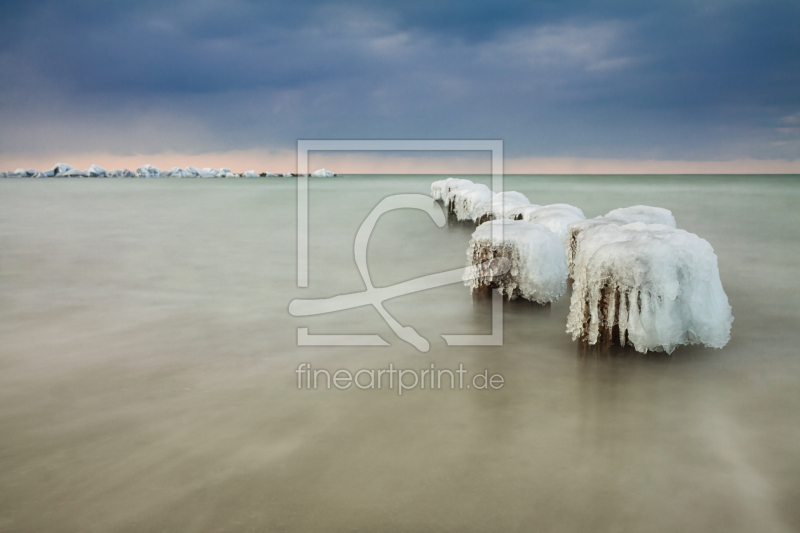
[1,175,799,532]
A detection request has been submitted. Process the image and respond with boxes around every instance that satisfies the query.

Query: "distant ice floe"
[136,164,161,177]
[2,162,317,179]
[566,222,733,353]
[51,163,76,176]
[86,164,106,177]
[311,168,335,177]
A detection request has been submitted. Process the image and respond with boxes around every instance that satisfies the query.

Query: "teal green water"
[0,175,799,532]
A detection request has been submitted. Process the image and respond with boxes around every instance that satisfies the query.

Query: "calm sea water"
[1,175,799,532]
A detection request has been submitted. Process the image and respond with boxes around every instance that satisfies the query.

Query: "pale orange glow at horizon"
[2,149,799,175]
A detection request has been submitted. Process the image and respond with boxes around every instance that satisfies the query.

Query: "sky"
[1,0,799,173]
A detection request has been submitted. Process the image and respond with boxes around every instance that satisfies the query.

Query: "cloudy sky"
[1,0,799,172]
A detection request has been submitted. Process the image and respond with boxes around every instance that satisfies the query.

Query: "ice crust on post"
[472,191,531,223]
[565,206,677,275]
[445,183,493,222]
[464,219,569,304]
[431,178,473,201]
[566,222,733,354]
[507,204,586,241]
[605,206,676,227]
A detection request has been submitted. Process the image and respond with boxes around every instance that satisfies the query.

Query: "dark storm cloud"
[1,0,798,159]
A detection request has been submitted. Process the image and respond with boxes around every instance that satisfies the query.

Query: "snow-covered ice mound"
[566,222,733,354]
[86,164,106,177]
[431,178,473,201]
[464,219,568,304]
[565,217,624,275]
[62,168,84,177]
[445,183,493,222]
[472,191,531,223]
[49,163,77,176]
[565,206,677,276]
[136,164,161,178]
[241,170,259,178]
[604,206,676,227]
[510,204,586,241]
[311,168,335,177]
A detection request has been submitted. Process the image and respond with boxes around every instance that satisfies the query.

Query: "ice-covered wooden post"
[444,183,493,224]
[566,222,733,354]
[507,204,586,241]
[565,206,676,278]
[431,178,473,203]
[464,219,568,303]
[471,191,531,225]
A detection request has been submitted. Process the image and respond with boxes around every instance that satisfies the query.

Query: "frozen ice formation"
[570,206,675,229]
[445,183,493,222]
[465,219,569,304]
[136,164,161,178]
[566,206,677,276]
[566,222,733,354]
[507,203,585,241]
[86,164,106,177]
[163,167,187,178]
[472,191,531,223]
[431,177,473,201]
[2,163,319,178]
[283,172,293,177]
[51,163,77,176]
[311,168,335,177]
[604,206,676,227]
[13,168,38,177]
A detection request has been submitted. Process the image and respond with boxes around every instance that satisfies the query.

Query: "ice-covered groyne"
[464,219,569,304]
[566,222,733,354]
[472,191,531,224]
[445,183,493,222]
[605,206,676,227]
[1,163,331,178]
[566,206,677,276]
[507,203,585,241]
[431,178,473,201]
